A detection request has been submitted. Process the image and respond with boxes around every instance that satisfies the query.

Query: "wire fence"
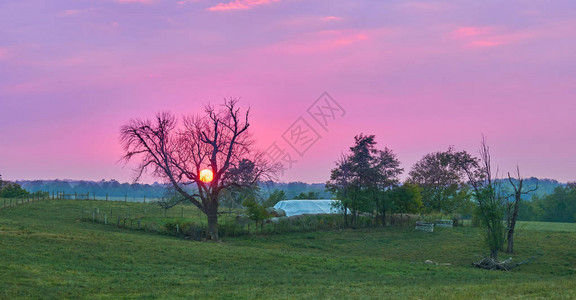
[78,201,421,240]
[0,191,161,211]
[79,208,367,240]
[0,194,50,209]
[2,193,432,240]
[51,191,161,203]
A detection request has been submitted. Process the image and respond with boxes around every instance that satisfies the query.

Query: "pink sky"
[1,0,575,184]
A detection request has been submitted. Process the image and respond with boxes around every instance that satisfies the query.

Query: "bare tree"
[120,99,277,241]
[506,166,538,253]
[459,137,505,260]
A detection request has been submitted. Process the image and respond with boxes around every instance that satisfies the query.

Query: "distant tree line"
[518,183,576,223]
[16,179,169,198]
[12,178,332,204]
[0,175,45,198]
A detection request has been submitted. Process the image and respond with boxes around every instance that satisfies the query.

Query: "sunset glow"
[0,0,575,184]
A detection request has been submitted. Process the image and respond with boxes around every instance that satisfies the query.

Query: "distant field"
[516,221,576,232]
[1,200,575,299]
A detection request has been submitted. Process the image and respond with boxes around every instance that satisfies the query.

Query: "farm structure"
[273,200,342,217]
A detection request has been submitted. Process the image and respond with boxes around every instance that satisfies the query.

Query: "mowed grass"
[0,200,575,299]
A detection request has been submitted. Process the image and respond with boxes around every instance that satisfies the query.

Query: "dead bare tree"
[506,166,538,253]
[459,137,505,261]
[120,99,278,241]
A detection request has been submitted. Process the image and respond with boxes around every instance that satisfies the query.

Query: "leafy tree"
[326,154,354,226]
[516,197,544,221]
[0,175,29,198]
[263,189,286,207]
[538,183,576,222]
[294,191,319,200]
[407,147,475,214]
[223,159,262,207]
[243,198,269,228]
[120,99,278,241]
[327,134,403,226]
[391,183,423,215]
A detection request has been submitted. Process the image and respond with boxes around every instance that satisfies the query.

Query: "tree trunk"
[490,248,498,260]
[506,194,520,253]
[381,208,386,226]
[506,228,515,254]
[206,209,219,241]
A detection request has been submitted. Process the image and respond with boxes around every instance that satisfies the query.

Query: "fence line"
[2,192,428,240]
[0,191,164,210]
[51,191,161,203]
[78,202,415,240]
[0,193,50,209]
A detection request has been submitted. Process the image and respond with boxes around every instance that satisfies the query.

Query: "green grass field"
[1,199,575,299]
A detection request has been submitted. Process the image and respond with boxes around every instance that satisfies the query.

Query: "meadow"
[1,199,575,299]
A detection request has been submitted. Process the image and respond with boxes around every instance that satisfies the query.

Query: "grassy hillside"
[1,200,575,299]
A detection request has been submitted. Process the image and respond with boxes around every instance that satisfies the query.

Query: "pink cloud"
[321,16,342,22]
[453,26,493,37]
[262,30,370,55]
[470,40,503,47]
[451,26,533,48]
[208,0,280,11]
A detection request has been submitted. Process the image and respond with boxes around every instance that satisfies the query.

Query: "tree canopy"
[119,99,278,240]
[407,147,477,214]
[326,134,403,226]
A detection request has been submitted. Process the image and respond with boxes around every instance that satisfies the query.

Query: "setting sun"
[199,169,213,183]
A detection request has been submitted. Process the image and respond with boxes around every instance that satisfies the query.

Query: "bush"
[164,219,197,236]
[243,198,269,225]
